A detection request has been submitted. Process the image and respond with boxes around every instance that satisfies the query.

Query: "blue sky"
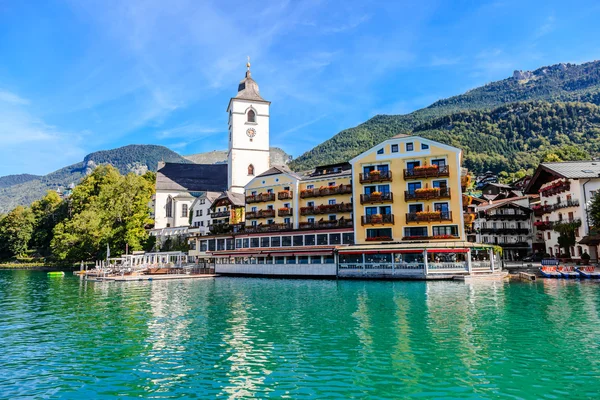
[1,0,600,177]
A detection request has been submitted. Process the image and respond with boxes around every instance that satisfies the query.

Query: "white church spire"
[227,59,271,193]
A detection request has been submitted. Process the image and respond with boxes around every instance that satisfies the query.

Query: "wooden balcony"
[210,210,229,218]
[359,171,392,184]
[278,207,293,217]
[406,211,452,223]
[300,203,353,215]
[300,184,353,199]
[360,192,393,204]
[404,188,451,201]
[403,165,450,180]
[361,214,395,226]
[246,193,276,203]
[243,223,293,233]
[277,191,293,200]
[245,209,276,219]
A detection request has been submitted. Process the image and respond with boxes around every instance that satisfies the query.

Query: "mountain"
[0,174,41,189]
[0,145,189,214]
[415,101,600,173]
[289,60,600,171]
[0,144,293,214]
[184,147,291,165]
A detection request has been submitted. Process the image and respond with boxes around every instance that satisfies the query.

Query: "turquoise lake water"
[1,271,600,399]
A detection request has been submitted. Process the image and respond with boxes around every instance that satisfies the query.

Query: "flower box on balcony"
[366,236,392,242]
[278,190,292,200]
[416,211,441,220]
[402,235,428,241]
[432,234,458,239]
[370,214,383,223]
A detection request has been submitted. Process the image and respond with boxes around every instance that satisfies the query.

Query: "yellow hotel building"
[349,134,465,244]
[243,163,354,232]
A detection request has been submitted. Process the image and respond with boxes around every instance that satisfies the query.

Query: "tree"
[553,220,582,258]
[588,192,600,229]
[0,206,35,258]
[51,165,155,261]
[30,191,67,256]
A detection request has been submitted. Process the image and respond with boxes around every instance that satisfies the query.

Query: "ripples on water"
[1,271,599,399]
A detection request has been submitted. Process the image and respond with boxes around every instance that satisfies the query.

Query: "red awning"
[427,249,469,253]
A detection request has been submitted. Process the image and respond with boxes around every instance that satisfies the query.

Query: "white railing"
[427,262,468,273]
[471,261,492,269]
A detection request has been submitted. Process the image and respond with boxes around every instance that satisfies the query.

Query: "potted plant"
[370,213,383,223]
[370,191,382,200]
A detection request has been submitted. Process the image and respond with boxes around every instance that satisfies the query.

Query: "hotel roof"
[525,160,600,193]
[156,163,228,192]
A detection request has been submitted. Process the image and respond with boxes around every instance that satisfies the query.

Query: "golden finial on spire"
[246,56,251,71]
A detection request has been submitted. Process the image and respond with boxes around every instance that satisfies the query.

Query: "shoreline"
[0,264,77,271]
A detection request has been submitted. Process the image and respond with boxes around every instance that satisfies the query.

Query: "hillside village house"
[474,197,535,261]
[189,191,222,234]
[525,161,600,261]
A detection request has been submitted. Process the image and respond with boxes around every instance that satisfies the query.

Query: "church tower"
[227,59,271,193]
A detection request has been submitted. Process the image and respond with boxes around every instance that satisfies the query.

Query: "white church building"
[153,60,272,232]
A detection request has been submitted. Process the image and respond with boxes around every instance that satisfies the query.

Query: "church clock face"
[246,128,257,138]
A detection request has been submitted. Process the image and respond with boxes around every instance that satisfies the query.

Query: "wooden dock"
[88,274,218,282]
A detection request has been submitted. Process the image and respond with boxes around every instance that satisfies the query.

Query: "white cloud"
[0,90,30,105]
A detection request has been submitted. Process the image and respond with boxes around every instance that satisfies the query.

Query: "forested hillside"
[0,174,40,189]
[289,61,600,171]
[414,101,600,173]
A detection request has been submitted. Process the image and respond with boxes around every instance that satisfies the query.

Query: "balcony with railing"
[298,219,354,230]
[243,223,293,233]
[277,190,293,200]
[361,214,395,226]
[299,184,353,198]
[553,199,580,211]
[533,221,554,231]
[402,234,460,241]
[403,165,450,180]
[300,203,353,215]
[359,171,393,184]
[210,210,230,219]
[404,187,451,201]
[540,180,570,197]
[360,192,393,204]
[245,209,276,219]
[246,192,276,203]
[278,207,293,217]
[482,210,529,220]
[406,211,452,223]
[480,228,530,235]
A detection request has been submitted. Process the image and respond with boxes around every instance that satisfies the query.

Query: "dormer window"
[247,109,256,123]
[406,142,414,151]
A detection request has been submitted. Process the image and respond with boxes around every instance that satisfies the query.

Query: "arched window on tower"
[182,204,188,218]
[247,109,256,123]
[166,196,173,218]
[248,164,255,176]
